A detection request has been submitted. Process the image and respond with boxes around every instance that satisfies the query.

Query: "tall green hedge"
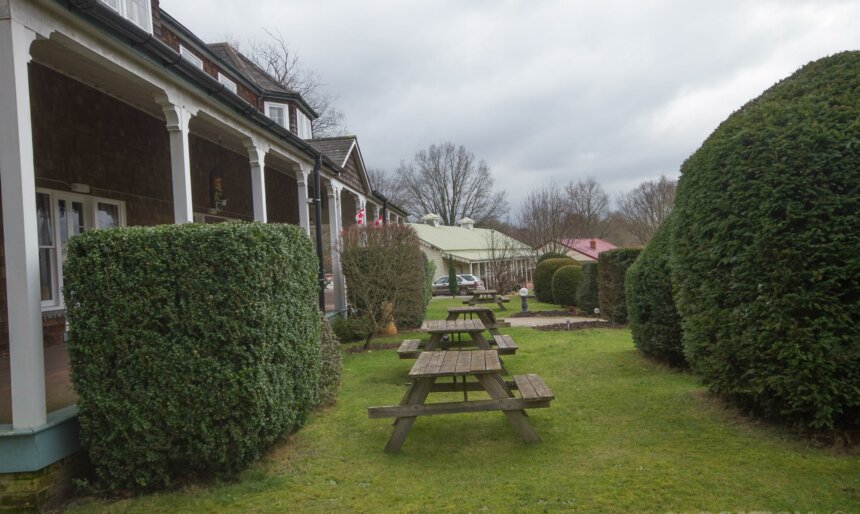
[597,248,642,323]
[395,252,434,328]
[64,223,320,490]
[626,218,685,367]
[537,251,568,264]
[576,262,599,314]
[671,51,860,429]
[551,264,581,307]
[534,257,575,302]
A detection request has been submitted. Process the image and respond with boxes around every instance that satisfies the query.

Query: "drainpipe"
[313,155,325,311]
[381,199,388,225]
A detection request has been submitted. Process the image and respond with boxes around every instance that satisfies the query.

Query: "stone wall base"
[0,452,88,513]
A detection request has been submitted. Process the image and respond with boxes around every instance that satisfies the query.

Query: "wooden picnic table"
[398,316,518,359]
[446,306,511,335]
[425,319,489,350]
[368,349,553,453]
[463,288,510,310]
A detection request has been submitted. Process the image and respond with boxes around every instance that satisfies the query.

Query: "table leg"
[469,332,491,350]
[446,312,458,321]
[385,378,435,453]
[476,374,541,444]
[425,333,443,351]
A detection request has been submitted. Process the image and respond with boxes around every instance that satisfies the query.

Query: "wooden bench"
[397,339,422,359]
[513,374,554,401]
[493,334,518,355]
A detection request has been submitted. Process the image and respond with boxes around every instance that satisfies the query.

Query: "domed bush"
[671,51,860,429]
[576,262,599,314]
[626,217,685,367]
[551,264,582,307]
[534,257,576,303]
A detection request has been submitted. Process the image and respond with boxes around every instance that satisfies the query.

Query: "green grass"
[69,313,860,512]
[424,296,561,320]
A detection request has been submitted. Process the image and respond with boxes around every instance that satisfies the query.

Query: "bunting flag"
[374,215,383,228]
[355,207,366,225]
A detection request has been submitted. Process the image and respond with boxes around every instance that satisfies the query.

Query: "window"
[297,110,313,139]
[180,45,203,70]
[99,0,152,32]
[218,73,237,94]
[36,190,125,309]
[265,102,288,129]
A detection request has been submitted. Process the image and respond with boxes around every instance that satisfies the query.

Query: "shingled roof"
[207,42,297,96]
[307,137,356,167]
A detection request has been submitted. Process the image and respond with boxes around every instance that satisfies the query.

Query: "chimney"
[420,213,442,227]
[457,217,475,230]
[590,239,597,250]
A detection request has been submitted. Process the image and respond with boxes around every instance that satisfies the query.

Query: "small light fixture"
[566,318,571,330]
[594,307,600,319]
[70,183,90,194]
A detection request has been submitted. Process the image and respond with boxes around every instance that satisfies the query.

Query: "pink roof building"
[558,238,617,262]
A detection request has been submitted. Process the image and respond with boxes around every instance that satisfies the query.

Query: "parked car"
[457,274,484,290]
[432,275,468,296]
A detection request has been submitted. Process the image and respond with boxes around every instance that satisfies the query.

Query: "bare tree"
[483,230,531,293]
[566,176,610,238]
[616,175,677,245]
[367,167,408,207]
[396,142,508,226]
[516,182,570,253]
[247,30,347,137]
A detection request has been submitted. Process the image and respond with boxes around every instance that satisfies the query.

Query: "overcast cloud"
[161,0,860,213]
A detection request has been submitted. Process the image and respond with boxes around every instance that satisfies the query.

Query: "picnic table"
[368,349,554,453]
[397,318,517,358]
[463,288,510,310]
[446,306,511,335]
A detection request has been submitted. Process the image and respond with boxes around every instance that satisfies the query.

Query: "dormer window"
[218,73,237,94]
[100,0,152,32]
[297,110,313,139]
[180,45,203,70]
[264,102,288,129]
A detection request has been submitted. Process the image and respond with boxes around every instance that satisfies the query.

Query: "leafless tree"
[516,182,570,253]
[482,230,528,293]
[566,176,610,238]
[246,30,347,137]
[367,167,408,208]
[616,175,677,245]
[396,142,508,226]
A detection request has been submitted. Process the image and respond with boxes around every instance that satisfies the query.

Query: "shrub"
[341,225,424,348]
[330,315,369,342]
[671,51,860,429]
[316,317,342,407]
[597,248,642,323]
[576,262,599,314]
[63,223,320,490]
[534,257,576,303]
[537,251,568,264]
[397,253,435,329]
[551,264,582,307]
[626,218,685,367]
[448,258,458,296]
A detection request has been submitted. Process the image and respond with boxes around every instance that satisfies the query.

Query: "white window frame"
[218,73,237,94]
[180,45,204,70]
[296,110,313,139]
[99,0,153,33]
[264,101,289,129]
[36,188,126,311]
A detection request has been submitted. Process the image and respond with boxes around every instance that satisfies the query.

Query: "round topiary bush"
[537,251,568,264]
[671,51,860,429]
[576,262,599,314]
[626,217,685,367]
[597,248,642,323]
[551,264,582,307]
[534,257,576,303]
[64,223,321,490]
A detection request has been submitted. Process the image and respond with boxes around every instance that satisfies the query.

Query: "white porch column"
[0,20,46,429]
[296,166,311,235]
[327,183,347,312]
[245,140,269,222]
[156,95,194,223]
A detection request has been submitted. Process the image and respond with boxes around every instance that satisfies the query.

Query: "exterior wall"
[265,169,300,225]
[0,452,88,512]
[341,153,365,193]
[189,135,253,221]
[565,250,595,263]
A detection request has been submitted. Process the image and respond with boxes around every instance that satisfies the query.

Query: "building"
[0,0,406,501]
[409,214,535,290]
[539,238,618,262]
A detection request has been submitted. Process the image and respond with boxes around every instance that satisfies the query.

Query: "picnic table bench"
[463,288,510,310]
[397,318,517,358]
[446,306,511,335]
[368,349,554,453]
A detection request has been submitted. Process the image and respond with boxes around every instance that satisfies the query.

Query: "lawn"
[69,309,859,512]
[424,295,562,320]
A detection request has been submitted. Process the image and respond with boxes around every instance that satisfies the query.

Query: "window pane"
[58,199,68,247]
[100,0,120,10]
[268,105,285,127]
[72,202,86,236]
[40,248,55,301]
[125,0,151,30]
[36,193,54,246]
[97,203,119,228]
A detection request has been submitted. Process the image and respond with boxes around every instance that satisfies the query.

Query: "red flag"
[373,215,383,227]
[355,207,366,225]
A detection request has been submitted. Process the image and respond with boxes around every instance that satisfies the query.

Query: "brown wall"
[266,169,300,225]
[189,135,253,220]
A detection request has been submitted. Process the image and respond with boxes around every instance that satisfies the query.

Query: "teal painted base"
[0,406,80,473]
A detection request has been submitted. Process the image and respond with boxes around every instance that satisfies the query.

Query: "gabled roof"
[207,43,296,95]
[559,238,617,260]
[307,137,355,168]
[409,223,533,263]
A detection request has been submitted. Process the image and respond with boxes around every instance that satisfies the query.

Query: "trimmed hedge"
[626,218,685,367]
[597,248,642,323]
[671,51,860,429]
[537,251,568,264]
[64,223,320,490]
[395,252,434,329]
[316,317,342,407]
[551,264,582,307]
[534,257,576,302]
[576,262,599,314]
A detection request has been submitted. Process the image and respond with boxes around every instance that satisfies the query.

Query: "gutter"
[61,0,341,175]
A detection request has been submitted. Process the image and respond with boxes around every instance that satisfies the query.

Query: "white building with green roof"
[409,214,535,291]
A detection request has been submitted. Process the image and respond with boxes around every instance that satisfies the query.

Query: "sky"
[161,0,860,214]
